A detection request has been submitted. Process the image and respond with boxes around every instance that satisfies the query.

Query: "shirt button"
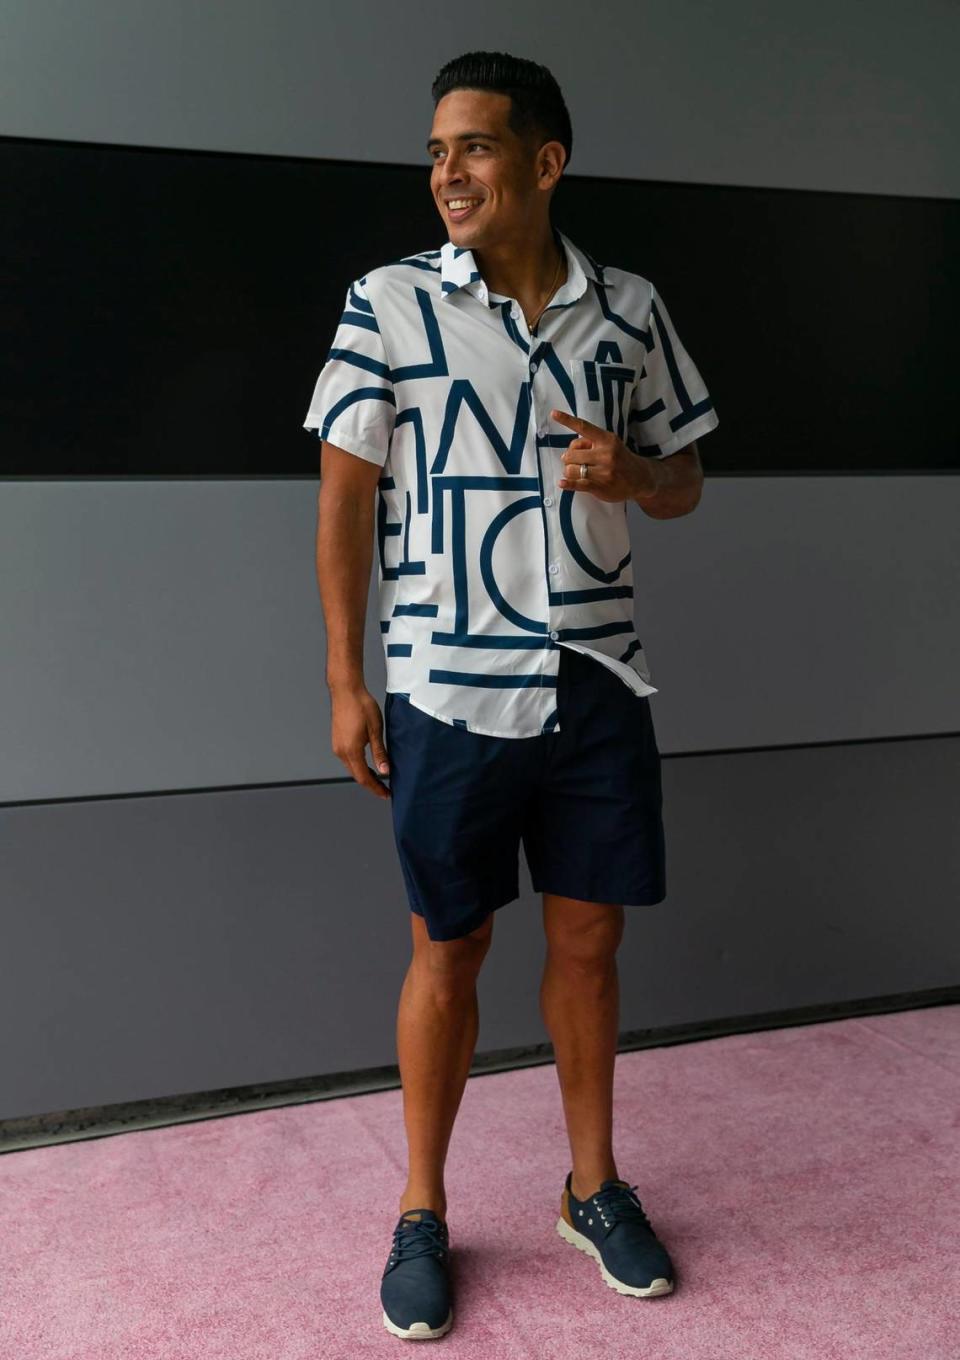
[537,426,548,438]
[529,359,539,373]
[543,496,553,507]
[548,563,560,575]
[549,630,560,641]
[510,305,520,320]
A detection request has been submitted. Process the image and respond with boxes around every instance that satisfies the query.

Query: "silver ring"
[580,463,588,480]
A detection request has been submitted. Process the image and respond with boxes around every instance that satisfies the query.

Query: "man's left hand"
[550,409,657,503]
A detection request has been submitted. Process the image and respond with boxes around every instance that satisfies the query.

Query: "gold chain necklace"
[527,246,565,334]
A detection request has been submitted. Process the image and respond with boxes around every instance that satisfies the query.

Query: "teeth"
[448,199,482,210]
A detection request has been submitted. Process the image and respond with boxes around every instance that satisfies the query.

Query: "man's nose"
[438,150,465,179]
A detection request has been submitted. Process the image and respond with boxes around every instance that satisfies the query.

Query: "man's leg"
[539,892,624,1202]
[396,910,494,1220]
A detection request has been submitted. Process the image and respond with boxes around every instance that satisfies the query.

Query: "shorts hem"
[530,878,666,906]
[412,885,519,941]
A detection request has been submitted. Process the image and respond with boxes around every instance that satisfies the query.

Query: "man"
[304,50,718,1342]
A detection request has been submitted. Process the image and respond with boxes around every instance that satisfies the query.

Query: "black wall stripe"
[2,134,957,476]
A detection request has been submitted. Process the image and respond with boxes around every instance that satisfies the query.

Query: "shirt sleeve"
[302,277,397,467]
[627,284,719,459]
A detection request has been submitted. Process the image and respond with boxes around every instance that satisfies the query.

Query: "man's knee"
[543,896,623,968]
[411,911,494,984]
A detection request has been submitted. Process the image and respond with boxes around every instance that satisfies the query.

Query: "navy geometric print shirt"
[303,226,718,738]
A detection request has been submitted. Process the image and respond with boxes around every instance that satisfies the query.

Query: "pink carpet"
[2,1005,958,1359]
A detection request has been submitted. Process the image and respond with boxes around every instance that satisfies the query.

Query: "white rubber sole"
[382,1306,454,1340]
[556,1216,674,1297]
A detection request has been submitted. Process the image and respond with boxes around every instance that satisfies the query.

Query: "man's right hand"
[330,686,391,800]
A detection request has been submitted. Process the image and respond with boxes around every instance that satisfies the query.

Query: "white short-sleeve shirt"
[303,227,718,739]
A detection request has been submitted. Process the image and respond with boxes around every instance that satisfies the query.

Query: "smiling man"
[303,49,719,1342]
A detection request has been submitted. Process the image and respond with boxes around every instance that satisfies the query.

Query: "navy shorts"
[383,645,666,942]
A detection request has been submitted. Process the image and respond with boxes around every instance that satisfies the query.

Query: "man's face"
[427,88,561,243]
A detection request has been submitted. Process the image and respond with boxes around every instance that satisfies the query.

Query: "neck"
[470,221,566,304]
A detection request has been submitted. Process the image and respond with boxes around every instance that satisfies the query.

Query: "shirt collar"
[439,226,612,306]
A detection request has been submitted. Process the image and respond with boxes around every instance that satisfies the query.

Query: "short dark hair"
[431,50,573,177]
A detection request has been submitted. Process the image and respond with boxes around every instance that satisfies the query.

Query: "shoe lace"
[390,1216,448,1264]
[591,1182,653,1233]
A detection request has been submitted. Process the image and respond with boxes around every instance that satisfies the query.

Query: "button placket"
[530,358,561,648]
[530,367,554,506]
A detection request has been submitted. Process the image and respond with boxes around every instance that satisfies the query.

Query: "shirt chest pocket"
[569,359,637,442]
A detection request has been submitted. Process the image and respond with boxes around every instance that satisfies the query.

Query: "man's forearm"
[315,488,375,690]
[631,450,702,519]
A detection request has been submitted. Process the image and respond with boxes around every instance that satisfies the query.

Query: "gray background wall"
[2,0,957,198]
[2,0,958,1125]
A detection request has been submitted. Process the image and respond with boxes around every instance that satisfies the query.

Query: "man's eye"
[430,143,486,160]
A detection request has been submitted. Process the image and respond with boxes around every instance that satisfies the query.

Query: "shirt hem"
[652,408,720,458]
[303,423,387,467]
[385,691,557,740]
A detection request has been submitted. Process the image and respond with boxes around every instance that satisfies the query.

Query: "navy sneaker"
[556,1171,675,1297]
[380,1208,454,1340]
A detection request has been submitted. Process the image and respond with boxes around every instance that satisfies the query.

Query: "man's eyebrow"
[426,131,501,152]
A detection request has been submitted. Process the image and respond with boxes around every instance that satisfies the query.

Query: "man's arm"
[315,440,392,799]
[631,441,703,519]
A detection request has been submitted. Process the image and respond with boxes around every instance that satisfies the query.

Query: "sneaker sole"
[556,1216,674,1297]
[382,1306,454,1340]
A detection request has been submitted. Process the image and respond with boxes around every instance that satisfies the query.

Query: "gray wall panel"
[2,733,957,1121]
[3,477,958,803]
[0,0,957,199]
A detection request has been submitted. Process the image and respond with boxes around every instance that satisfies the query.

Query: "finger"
[369,723,390,775]
[345,751,390,800]
[550,408,602,438]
